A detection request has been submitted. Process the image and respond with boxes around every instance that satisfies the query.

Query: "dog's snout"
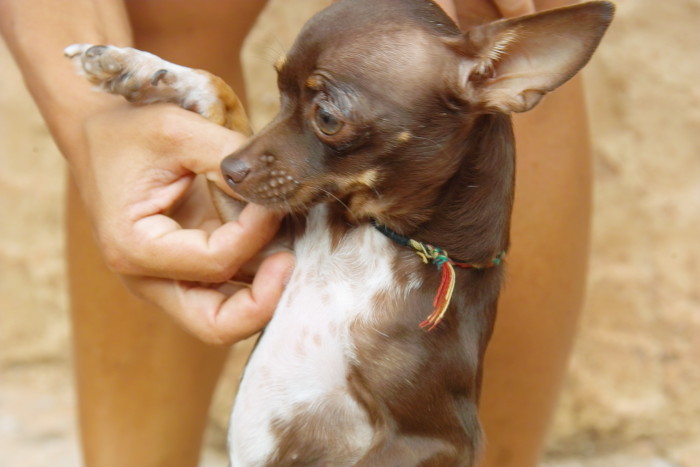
[222,156,250,186]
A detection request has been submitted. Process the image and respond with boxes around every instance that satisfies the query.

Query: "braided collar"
[371,219,505,330]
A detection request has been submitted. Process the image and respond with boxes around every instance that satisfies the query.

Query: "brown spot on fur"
[339,276,486,464]
[283,281,300,309]
[294,341,306,357]
[268,394,372,465]
[328,321,338,337]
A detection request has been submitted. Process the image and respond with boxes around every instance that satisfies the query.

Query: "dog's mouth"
[226,169,382,220]
[236,178,357,215]
[240,169,302,209]
[222,154,300,210]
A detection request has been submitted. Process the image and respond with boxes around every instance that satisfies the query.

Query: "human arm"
[0,0,293,344]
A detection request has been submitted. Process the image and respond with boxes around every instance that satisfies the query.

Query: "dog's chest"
[229,206,413,464]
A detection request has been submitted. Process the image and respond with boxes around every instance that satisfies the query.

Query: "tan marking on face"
[396,130,412,143]
[305,74,323,90]
[335,169,380,192]
[357,169,379,187]
[274,55,286,72]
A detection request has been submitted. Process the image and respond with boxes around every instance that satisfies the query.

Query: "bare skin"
[443,4,592,466]
[478,75,591,467]
[2,1,288,464]
[1,0,590,465]
[81,3,277,464]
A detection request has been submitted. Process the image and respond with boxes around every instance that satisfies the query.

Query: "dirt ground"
[2,0,699,466]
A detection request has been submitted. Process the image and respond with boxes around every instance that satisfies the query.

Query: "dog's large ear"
[449,1,614,113]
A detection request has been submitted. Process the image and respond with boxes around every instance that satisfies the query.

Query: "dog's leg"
[64,44,250,132]
[65,43,249,222]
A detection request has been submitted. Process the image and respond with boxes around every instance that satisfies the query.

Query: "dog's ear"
[449,1,614,113]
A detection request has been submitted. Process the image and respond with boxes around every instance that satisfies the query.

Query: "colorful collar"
[371,220,505,331]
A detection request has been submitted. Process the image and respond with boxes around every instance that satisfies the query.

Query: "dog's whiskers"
[317,187,352,215]
[410,135,450,158]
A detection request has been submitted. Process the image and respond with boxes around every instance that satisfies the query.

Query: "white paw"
[64,43,218,115]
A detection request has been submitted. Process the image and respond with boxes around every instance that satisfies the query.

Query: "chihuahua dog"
[67,0,613,464]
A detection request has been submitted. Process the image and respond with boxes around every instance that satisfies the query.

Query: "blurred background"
[1,0,698,465]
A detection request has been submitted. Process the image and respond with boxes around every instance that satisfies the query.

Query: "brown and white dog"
[67,0,613,464]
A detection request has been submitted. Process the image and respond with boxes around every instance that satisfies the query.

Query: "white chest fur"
[228,206,410,465]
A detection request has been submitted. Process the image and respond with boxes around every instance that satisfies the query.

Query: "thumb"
[168,109,249,197]
[494,0,535,17]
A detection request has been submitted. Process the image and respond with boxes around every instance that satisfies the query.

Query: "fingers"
[106,203,283,282]
[450,0,536,26]
[75,96,296,345]
[81,103,275,281]
[124,251,295,345]
[85,103,245,196]
[207,251,296,343]
[163,108,248,198]
[493,0,535,17]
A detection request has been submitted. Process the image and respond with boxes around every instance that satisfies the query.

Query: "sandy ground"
[2,0,699,466]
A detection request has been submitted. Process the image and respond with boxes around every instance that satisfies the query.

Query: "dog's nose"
[221,156,250,186]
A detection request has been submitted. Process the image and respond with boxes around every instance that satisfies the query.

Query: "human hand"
[492,0,535,17]
[445,0,536,25]
[75,103,294,344]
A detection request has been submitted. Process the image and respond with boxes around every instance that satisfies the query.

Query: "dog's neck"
[416,113,515,264]
[334,113,515,266]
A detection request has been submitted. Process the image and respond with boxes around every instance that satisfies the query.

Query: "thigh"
[67,3,272,464]
[478,74,592,466]
[125,0,271,101]
[67,178,230,466]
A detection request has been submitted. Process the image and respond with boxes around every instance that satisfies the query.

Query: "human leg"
[68,181,229,466]
[67,2,269,465]
[478,74,592,466]
[431,1,593,463]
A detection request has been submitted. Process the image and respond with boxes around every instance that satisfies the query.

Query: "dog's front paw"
[64,44,129,83]
[65,44,170,98]
[65,43,229,122]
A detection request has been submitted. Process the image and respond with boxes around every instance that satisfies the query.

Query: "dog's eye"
[314,106,343,136]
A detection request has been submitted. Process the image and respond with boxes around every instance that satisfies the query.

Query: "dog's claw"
[64,43,92,59]
[151,69,169,86]
[64,43,227,124]
[64,47,80,59]
[84,45,108,58]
